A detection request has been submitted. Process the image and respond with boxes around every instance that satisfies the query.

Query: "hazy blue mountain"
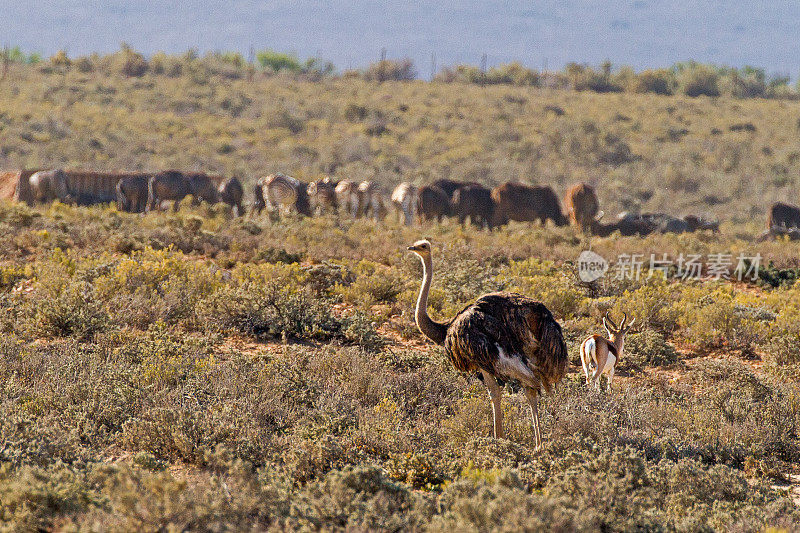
[1,0,797,76]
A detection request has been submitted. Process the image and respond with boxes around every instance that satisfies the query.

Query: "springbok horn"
[604,311,618,331]
[627,317,636,329]
[620,312,628,330]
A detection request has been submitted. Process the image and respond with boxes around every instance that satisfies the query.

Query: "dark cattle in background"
[147,170,218,212]
[767,202,800,230]
[452,184,496,229]
[116,175,150,213]
[591,215,657,237]
[629,212,720,234]
[757,225,800,242]
[432,178,481,201]
[492,182,568,227]
[184,172,220,206]
[218,177,244,216]
[418,185,451,223]
[431,179,462,200]
[252,183,266,215]
[683,215,720,233]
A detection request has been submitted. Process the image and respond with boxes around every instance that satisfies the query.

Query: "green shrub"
[385,452,445,489]
[254,247,303,264]
[256,50,302,72]
[623,329,680,368]
[200,282,339,340]
[0,462,92,531]
[26,279,108,340]
[335,260,405,308]
[630,69,674,95]
[49,50,70,67]
[763,327,800,365]
[287,466,420,531]
[361,59,416,82]
[677,63,720,97]
[114,44,148,77]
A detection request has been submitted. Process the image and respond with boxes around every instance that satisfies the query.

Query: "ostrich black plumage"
[407,239,568,447]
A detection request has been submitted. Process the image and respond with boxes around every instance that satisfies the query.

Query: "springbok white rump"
[580,311,635,391]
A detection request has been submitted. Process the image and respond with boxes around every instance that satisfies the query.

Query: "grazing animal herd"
[4,166,799,448]
[5,167,800,239]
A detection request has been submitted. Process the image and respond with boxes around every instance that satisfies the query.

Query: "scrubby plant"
[256,49,302,72]
[0,55,799,529]
[113,43,148,77]
[361,59,416,82]
[49,49,71,67]
[676,62,720,97]
[622,329,680,368]
[629,68,674,95]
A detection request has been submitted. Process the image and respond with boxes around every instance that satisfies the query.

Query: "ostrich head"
[407,239,432,258]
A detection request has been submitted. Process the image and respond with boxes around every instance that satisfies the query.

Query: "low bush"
[361,59,416,82]
[623,329,680,368]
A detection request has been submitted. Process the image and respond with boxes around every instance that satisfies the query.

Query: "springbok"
[580,311,635,391]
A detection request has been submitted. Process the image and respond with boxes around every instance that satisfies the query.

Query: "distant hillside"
[1,1,798,76]
[1,64,798,223]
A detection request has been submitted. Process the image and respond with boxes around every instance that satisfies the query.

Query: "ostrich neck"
[415,254,448,345]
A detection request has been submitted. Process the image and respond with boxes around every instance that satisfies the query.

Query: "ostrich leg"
[481,369,504,439]
[524,388,542,449]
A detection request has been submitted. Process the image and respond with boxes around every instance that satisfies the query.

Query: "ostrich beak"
[407,245,417,251]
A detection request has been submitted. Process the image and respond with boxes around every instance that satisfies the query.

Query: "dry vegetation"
[2,55,800,530]
[2,53,800,222]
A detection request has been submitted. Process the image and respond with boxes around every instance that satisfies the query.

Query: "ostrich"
[407,239,568,448]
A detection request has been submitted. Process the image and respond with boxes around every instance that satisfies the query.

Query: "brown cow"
[147,170,218,212]
[116,175,150,213]
[218,177,244,216]
[418,185,451,223]
[565,183,600,233]
[492,182,568,227]
[452,184,496,229]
